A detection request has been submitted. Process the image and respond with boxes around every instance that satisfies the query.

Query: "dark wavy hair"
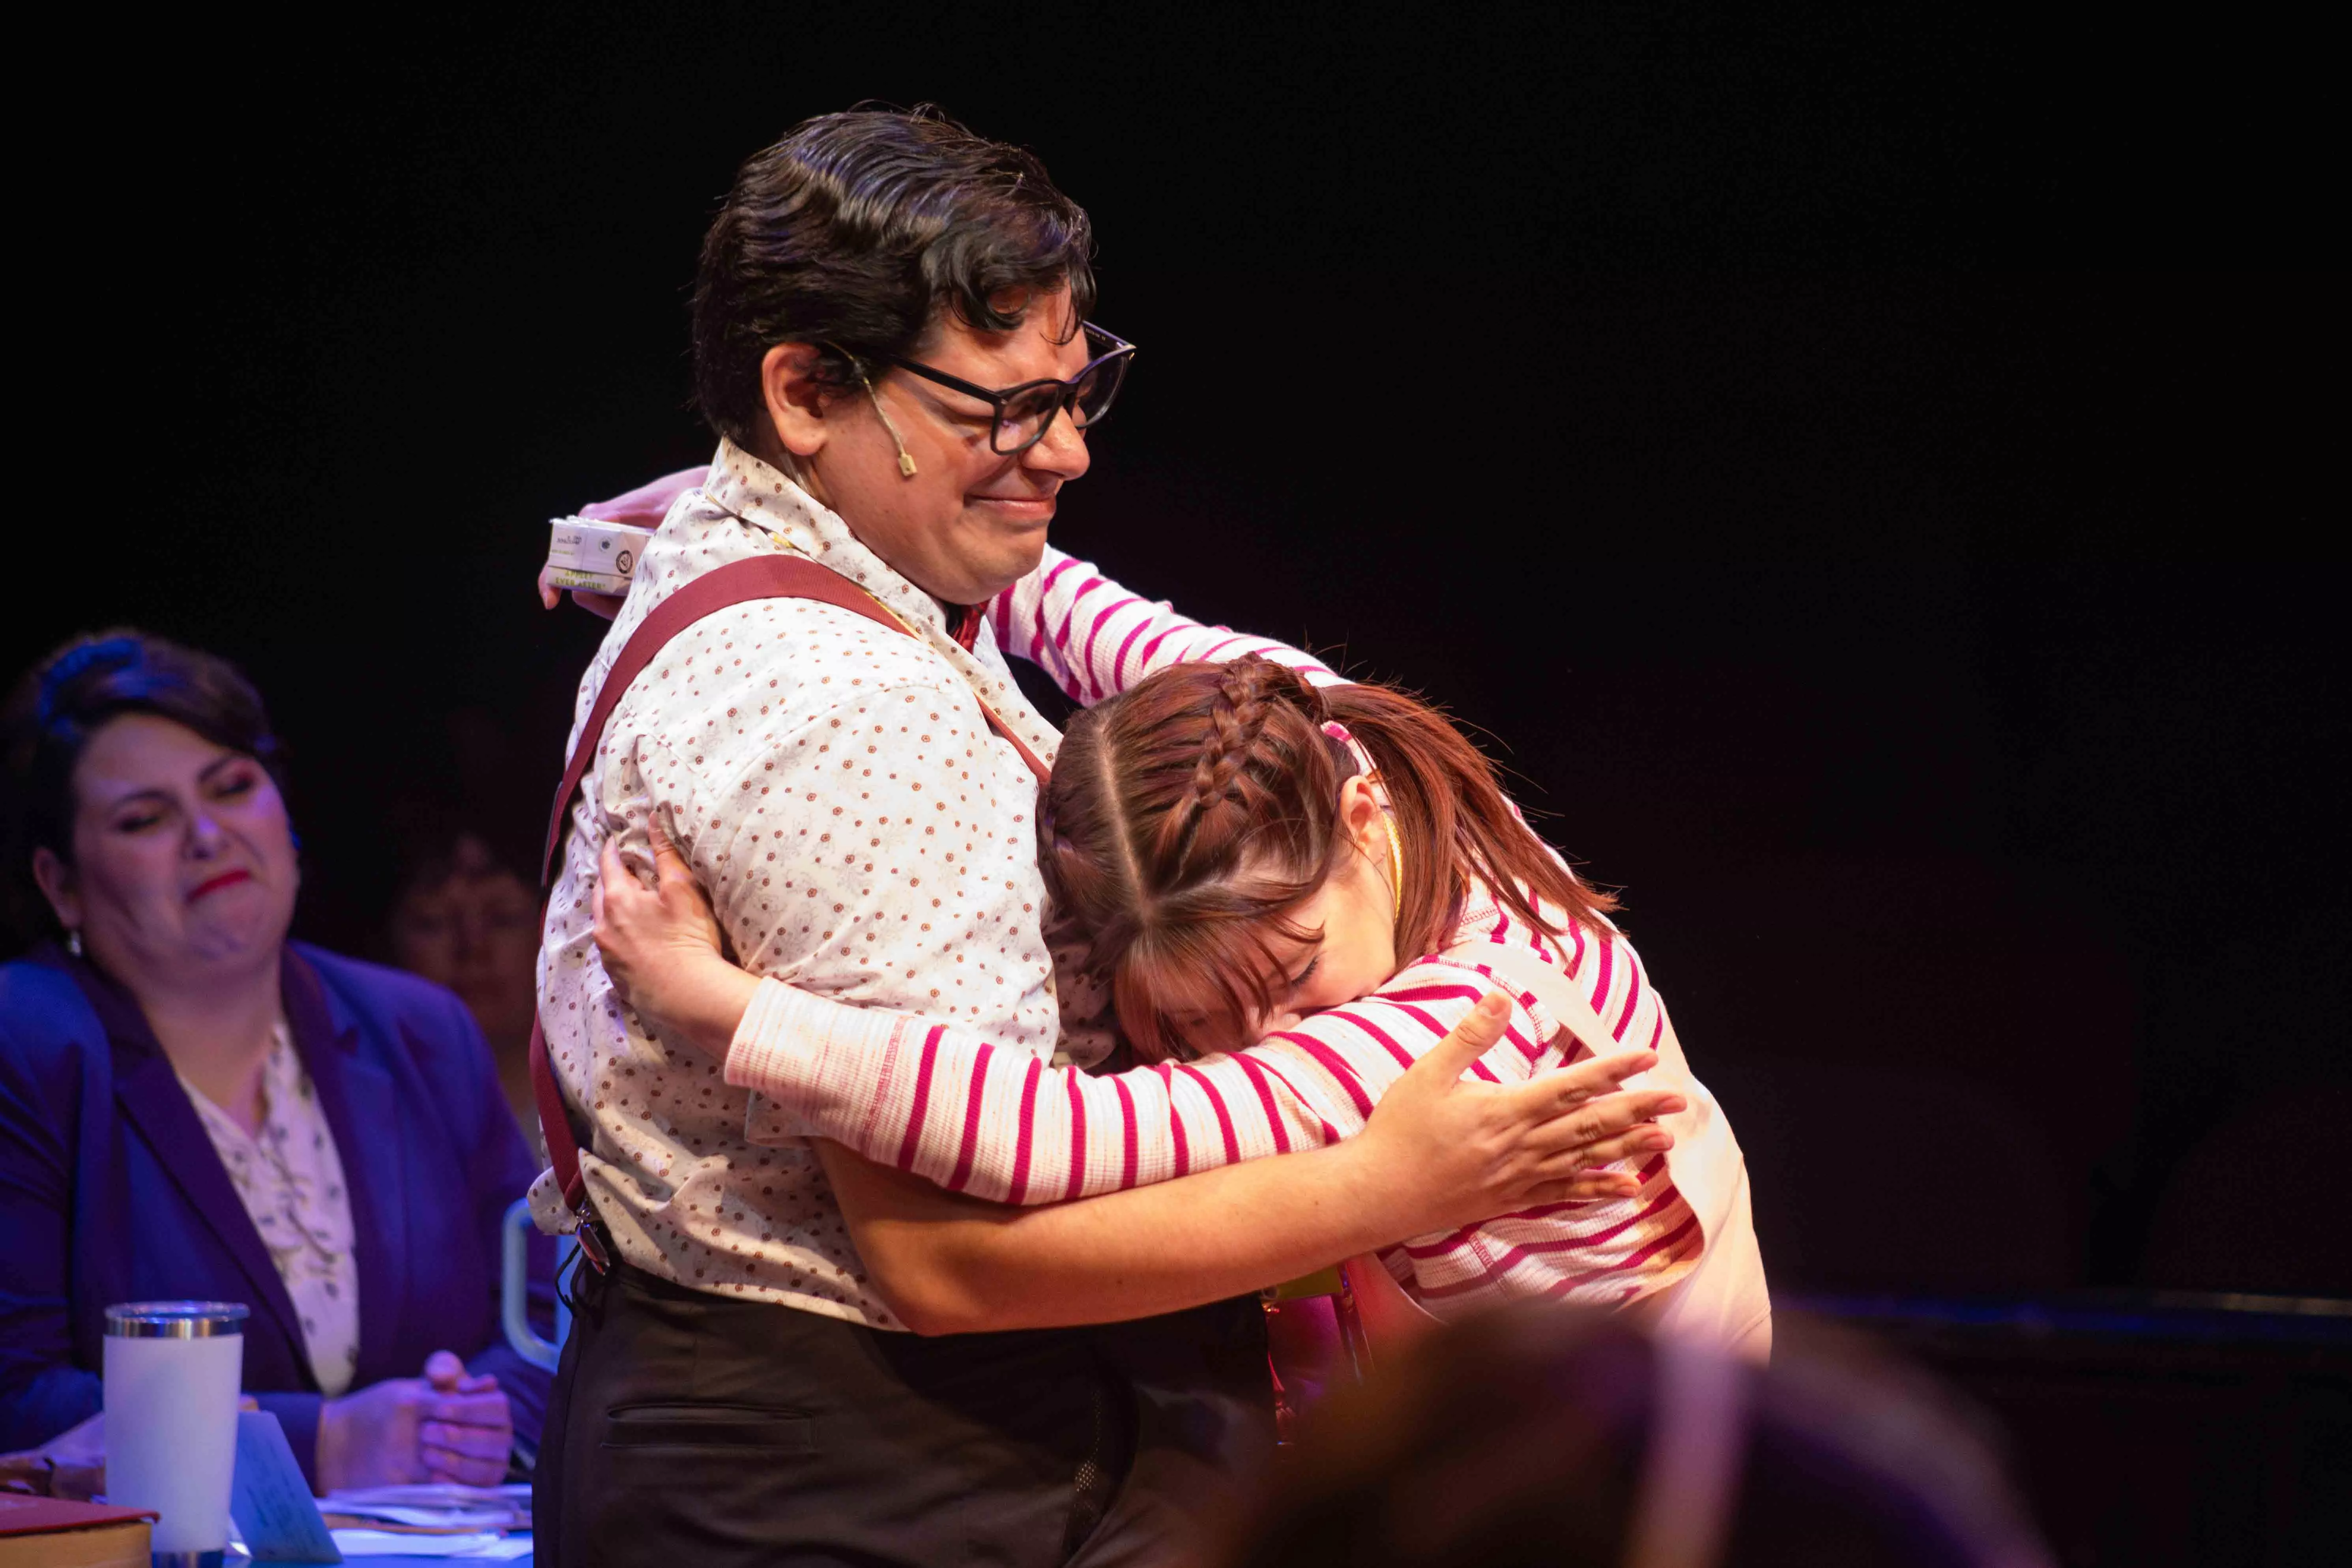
[0,631,288,943]
[692,105,1097,447]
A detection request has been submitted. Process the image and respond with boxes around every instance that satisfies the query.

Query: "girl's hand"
[536,565,624,620]
[1350,992,1687,1239]
[593,826,757,1060]
[534,465,702,617]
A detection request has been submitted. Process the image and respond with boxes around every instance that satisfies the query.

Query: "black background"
[21,7,2344,1300]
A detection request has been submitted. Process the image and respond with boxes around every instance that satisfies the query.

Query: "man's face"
[786,288,1095,606]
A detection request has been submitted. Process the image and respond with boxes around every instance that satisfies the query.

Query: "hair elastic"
[1320,721,1386,802]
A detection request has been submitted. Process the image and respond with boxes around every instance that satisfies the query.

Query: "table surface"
[227,1528,533,1564]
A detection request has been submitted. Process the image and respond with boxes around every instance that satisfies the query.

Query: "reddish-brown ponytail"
[1041,656,1615,1060]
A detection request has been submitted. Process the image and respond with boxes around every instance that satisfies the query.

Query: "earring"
[66,928,83,957]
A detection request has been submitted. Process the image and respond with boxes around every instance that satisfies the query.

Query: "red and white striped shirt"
[990,542,1340,711]
[727,878,1704,1315]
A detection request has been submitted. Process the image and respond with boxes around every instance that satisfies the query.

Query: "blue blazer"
[0,941,552,1485]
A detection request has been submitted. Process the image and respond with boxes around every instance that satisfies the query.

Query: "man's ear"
[30,846,80,932]
[760,343,835,462]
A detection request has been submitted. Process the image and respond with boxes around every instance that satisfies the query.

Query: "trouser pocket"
[599,1402,814,1452]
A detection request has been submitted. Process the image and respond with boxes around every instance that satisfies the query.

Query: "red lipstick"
[188,870,252,901]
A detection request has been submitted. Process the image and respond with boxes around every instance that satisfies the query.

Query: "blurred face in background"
[389,835,539,1049]
[34,713,300,992]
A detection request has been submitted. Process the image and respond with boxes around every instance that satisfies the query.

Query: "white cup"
[103,1300,248,1566]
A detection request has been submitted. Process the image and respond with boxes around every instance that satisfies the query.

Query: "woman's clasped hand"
[317,1351,513,1490]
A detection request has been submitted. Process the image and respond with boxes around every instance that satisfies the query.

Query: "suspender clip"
[573,1208,614,1275]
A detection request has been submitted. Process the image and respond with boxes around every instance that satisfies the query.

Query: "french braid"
[1152,657,1304,876]
[1037,653,1612,1061]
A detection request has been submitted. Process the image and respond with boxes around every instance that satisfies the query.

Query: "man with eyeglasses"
[529,109,1613,1566]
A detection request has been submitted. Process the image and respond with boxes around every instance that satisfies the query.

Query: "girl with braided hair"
[595,655,1767,1350]
[1033,654,1623,1064]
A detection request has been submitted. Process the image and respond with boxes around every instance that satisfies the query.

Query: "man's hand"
[1348,991,1685,1240]
[316,1353,511,1491]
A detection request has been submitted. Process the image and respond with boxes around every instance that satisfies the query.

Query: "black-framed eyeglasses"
[854,322,1136,457]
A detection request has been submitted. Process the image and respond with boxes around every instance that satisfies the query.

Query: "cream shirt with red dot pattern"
[532,442,1075,1326]
[531,440,1335,1328]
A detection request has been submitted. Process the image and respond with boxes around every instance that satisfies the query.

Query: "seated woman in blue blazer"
[0,631,551,1491]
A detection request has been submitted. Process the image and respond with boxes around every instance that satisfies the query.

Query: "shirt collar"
[178,1020,297,1142]
[702,439,963,641]
[696,439,1062,764]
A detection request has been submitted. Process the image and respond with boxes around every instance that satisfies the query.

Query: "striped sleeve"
[1221,951,1703,1317]
[727,939,1704,1317]
[1375,941,1704,1316]
[986,545,1341,704]
[726,978,1355,1203]
[724,962,1548,1200]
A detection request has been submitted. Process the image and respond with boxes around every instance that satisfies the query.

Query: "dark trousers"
[534,1262,1272,1567]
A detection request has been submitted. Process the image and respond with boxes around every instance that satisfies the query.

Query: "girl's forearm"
[730,978,1328,1203]
[645,952,760,1061]
[811,994,1661,1335]
[818,1136,1418,1334]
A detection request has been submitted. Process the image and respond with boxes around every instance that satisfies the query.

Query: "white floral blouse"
[181,1023,360,1397]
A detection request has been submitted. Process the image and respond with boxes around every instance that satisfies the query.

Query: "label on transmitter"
[546,516,651,597]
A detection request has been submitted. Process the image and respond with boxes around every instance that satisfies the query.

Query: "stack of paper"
[320,1484,530,1535]
[326,1530,531,1560]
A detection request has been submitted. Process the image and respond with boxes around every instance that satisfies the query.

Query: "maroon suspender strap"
[528,555,1050,1254]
